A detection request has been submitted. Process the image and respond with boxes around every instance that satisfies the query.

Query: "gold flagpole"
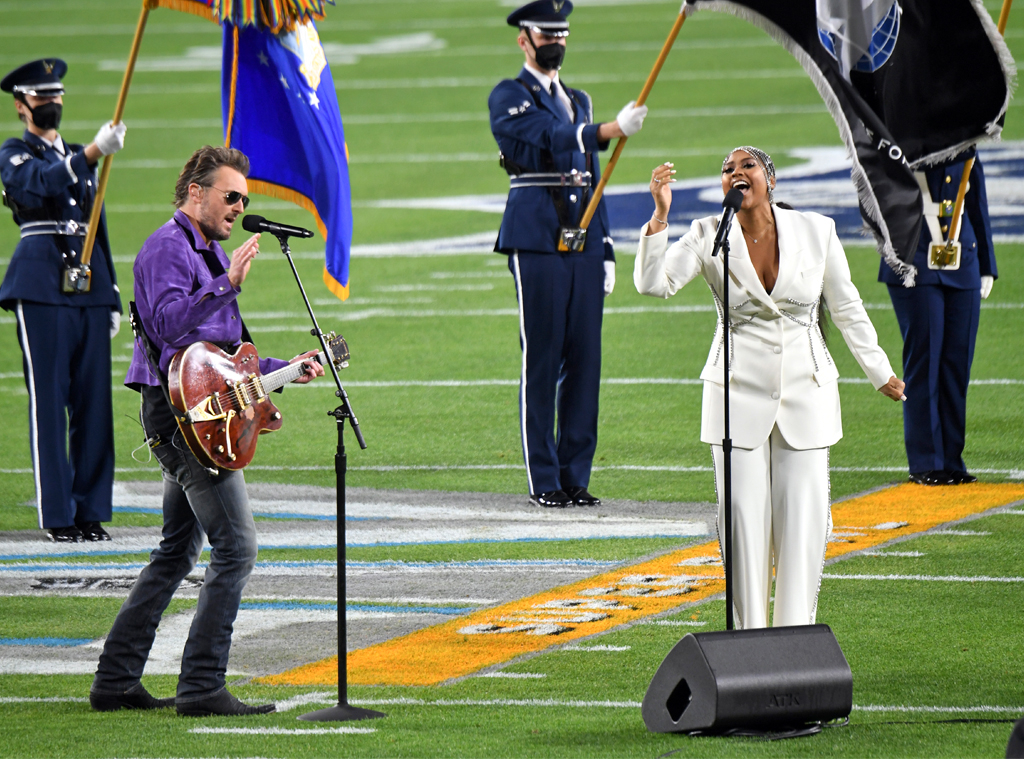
[998,0,1013,34]
[577,5,689,233]
[80,0,154,270]
[943,0,1013,258]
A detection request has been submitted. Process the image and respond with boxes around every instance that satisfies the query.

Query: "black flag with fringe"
[686,0,1015,284]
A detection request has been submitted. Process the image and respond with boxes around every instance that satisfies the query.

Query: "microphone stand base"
[298,703,386,722]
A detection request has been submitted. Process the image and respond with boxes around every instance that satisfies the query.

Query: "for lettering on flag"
[685,0,1015,285]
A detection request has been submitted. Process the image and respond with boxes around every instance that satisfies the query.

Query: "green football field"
[1,1,1023,757]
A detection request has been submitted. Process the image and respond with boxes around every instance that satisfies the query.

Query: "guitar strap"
[127,300,187,447]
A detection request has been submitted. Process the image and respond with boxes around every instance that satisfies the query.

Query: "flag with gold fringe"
[150,0,353,300]
[222,20,353,300]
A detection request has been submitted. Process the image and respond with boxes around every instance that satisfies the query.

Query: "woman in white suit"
[635,147,906,629]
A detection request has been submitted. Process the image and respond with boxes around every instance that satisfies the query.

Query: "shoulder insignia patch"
[508,100,532,116]
[9,153,32,166]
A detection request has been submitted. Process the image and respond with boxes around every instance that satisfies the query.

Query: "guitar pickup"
[250,373,267,401]
[230,379,251,408]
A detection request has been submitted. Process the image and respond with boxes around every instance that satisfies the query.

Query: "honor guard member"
[879,148,996,486]
[490,1,647,508]
[0,59,126,542]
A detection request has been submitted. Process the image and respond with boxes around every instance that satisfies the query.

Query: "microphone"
[241,214,314,239]
[712,187,744,257]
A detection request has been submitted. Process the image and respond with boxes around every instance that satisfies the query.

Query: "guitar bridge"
[185,393,227,424]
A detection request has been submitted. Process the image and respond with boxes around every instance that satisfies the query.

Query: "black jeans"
[92,388,258,701]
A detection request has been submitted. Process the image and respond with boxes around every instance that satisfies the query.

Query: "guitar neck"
[261,351,326,394]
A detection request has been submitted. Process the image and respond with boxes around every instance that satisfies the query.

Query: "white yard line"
[190,726,376,735]
[823,573,1024,583]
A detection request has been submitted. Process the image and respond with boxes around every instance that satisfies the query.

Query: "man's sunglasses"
[207,185,250,209]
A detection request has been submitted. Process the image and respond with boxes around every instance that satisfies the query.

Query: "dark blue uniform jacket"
[0,130,120,311]
[879,151,997,289]
[489,68,614,260]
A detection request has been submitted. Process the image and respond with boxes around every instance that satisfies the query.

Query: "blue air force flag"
[223,21,353,299]
[685,0,1015,285]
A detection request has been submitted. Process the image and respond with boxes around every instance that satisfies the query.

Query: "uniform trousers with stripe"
[712,425,831,629]
[509,251,604,495]
[887,283,980,475]
[14,301,114,529]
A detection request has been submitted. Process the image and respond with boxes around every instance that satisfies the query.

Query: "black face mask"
[529,38,565,71]
[27,102,62,131]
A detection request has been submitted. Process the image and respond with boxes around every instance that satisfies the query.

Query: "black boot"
[177,688,276,717]
[90,683,176,712]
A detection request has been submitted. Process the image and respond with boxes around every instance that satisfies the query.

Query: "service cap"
[1,59,67,97]
[507,0,573,37]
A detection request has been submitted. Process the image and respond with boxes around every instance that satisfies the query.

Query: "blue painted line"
[111,506,162,515]
[0,637,92,647]
[238,601,473,615]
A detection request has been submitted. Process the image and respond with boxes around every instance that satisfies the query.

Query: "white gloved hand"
[615,100,648,137]
[109,310,121,339]
[94,121,127,156]
[980,275,994,300]
[604,260,616,295]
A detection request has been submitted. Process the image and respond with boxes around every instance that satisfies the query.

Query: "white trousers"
[712,425,832,629]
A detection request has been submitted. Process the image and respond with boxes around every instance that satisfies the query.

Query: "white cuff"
[576,124,585,153]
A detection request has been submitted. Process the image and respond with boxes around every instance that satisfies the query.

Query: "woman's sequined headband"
[724,146,776,203]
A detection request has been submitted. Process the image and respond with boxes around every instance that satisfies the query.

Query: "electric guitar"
[168,332,350,471]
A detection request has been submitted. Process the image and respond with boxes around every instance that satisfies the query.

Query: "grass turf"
[0,1,1022,757]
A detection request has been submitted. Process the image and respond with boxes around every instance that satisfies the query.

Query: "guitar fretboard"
[259,350,327,395]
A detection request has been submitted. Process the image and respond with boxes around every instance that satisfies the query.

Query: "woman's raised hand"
[648,162,676,232]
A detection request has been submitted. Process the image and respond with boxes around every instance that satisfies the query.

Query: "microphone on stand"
[242,214,314,239]
[712,187,744,257]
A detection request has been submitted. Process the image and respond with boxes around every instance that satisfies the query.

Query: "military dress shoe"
[77,521,111,541]
[564,486,601,507]
[177,688,276,717]
[529,490,571,508]
[946,470,978,484]
[908,470,956,486]
[90,683,176,712]
[47,525,84,543]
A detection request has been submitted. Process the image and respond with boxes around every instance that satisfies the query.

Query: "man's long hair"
[173,146,249,208]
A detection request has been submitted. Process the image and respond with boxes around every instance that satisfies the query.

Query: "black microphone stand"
[268,233,383,723]
[711,213,735,632]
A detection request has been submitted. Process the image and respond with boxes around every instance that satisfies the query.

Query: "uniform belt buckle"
[64,220,79,235]
[561,170,591,188]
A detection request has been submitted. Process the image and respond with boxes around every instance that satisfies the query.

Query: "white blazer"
[634,207,895,450]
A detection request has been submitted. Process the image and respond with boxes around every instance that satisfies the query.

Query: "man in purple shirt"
[91,146,322,717]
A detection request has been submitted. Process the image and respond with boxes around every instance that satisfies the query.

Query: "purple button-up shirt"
[125,209,288,388]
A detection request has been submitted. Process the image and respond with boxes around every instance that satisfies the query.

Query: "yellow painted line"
[261,483,1024,687]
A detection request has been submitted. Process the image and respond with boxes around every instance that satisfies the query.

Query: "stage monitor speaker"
[642,624,852,733]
